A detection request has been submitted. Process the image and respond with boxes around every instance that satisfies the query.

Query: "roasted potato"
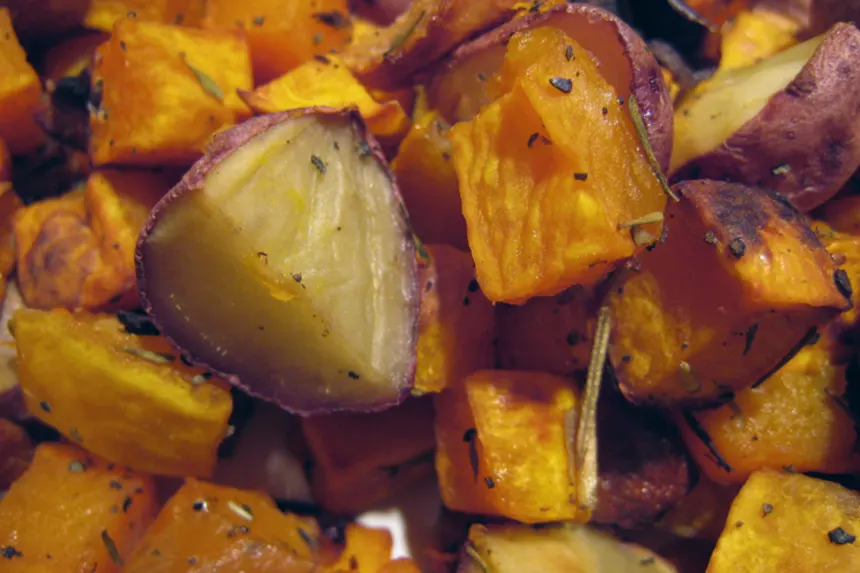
[342,0,521,90]
[717,7,801,70]
[429,2,674,172]
[0,8,45,156]
[672,24,860,212]
[137,109,420,414]
[12,308,233,477]
[0,443,158,573]
[458,523,678,573]
[449,25,667,303]
[0,418,32,490]
[707,469,860,571]
[608,180,851,406]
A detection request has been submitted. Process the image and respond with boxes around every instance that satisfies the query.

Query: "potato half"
[137,108,419,414]
[672,23,860,212]
[427,3,674,172]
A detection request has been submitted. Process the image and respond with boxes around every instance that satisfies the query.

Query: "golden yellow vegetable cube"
[707,470,860,572]
[0,8,44,155]
[434,370,581,523]
[83,0,204,31]
[90,19,252,167]
[12,308,233,477]
[609,180,851,405]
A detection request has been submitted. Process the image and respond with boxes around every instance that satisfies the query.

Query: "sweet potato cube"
[0,418,33,490]
[435,370,582,523]
[392,111,468,251]
[449,27,666,303]
[123,479,327,572]
[495,285,594,376]
[718,8,800,71]
[0,9,44,155]
[815,223,860,331]
[84,0,204,31]
[608,180,851,405]
[240,57,409,141]
[202,0,351,84]
[707,470,860,572]
[415,245,495,394]
[0,182,22,286]
[13,308,233,477]
[324,524,393,573]
[0,443,157,573]
[380,559,422,573]
[458,523,678,573]
[90,19,252,167]
[301,397,436,513]
[15,170,170,310]
[681,331,860,483]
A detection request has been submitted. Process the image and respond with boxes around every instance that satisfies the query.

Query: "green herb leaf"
[627,96,679,202]
[181,55,224,101]
[101,530,124,566]
[122,347,175,364]
[384,10,426,58]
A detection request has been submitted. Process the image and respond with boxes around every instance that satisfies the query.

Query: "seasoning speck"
[311,155,327,175]
[227,500,254,521]
[549,77,573,93]
[2,546,22,559]
[728,237,746,259]
[109,480,123,490]
[298,528,318,550]
[39,401,51,413]
[102,530,124,565]
[573,172,588,182]
[192,499,208,512]
[828,527,856,545]
[835,269,853,300]
[704,231,718,246]
[527,132,540,148]
[762,503,773,516]
[347,371,360,380]
[252,15,265,26]
[122,496,133,512]
[484,476,495,489]
[311,10,350,29]
[69,460,86,473]
[468,279,480,293]
[565,45,574,61]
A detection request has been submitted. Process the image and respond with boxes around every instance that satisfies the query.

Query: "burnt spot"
[682,181,769,249]
[835,269,853,301]
[727,238,746,259]
[785,77,816,98]
[822,139,846,175]
[761,188,822,249]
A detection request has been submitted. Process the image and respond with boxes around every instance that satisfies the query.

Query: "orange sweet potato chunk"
[392,111,468,251]
[0,418,33,490]
[90,19,252,167]
[0,8,45,155]
[0,443,158,573]
[707,470,860,572]
[324,524,393,573]
[379,559,421,573]
[609,181,851,405]
[15,170,171,310]
[123,479,328,572]
[239,57,409,140]
[84,0,205,31]
[681,331,860,484]
[495,285,595,376]
[434,370,582,523]
[302,397,436,513]
[450,27,666,303]
[415,245,495,394]
[202,0,351,84]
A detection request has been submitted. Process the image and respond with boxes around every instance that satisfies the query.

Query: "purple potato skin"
[672,23,860,213]
[426,3,674,173]
[136,107,419,415]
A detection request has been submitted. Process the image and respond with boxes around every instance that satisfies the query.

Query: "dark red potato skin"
[135,108,419,415]
[672,23,860,213]
[426,3,674,173]
[592,396,695,527]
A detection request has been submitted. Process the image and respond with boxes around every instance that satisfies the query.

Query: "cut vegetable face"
[137,109,419,414]
[672,24,860,212]
[429,2,675,172]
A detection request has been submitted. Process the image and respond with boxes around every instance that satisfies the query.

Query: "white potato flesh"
[671,34,825,173]
[140,114,417,413]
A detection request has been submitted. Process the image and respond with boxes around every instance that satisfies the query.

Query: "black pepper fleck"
[468,279,479,292]
[573,172,588,181]
[310,155,327,175]
[728,237,746,259]
[829,527,856,545]
[40,401,51,413]
[835,269,853,300]
[762,503,773,516]
[2,546,22,559]
[347,371,360,380]
[549,77,573,93]
[109,480,123,490]
[704,231,718,246]
[527,132,540,148]
[484,476,495,489]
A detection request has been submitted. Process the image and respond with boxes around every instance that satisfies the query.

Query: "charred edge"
[835,269,854,302]
[761,188,822,249]
[707,183,770,248]
[682,410,732,473]
[463,428,479,482]
[752,327,819,388]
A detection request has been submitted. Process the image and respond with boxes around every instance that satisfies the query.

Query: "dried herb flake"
[565,45,574,61]
[102,530,124,565]
[311,10,350,29]
[743,324,759,356]
[310,155,327,175]
[762,503,773,516]
[122,347,175,364]
[628,96,678,201]
[463,428,479,482]
[829,527,856,545]
[180,55,224,101]
[384,10,425,58]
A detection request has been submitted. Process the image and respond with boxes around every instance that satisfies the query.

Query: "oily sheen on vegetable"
[136,108,419,415]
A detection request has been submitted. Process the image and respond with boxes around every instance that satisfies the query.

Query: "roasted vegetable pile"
[2,0,860,571]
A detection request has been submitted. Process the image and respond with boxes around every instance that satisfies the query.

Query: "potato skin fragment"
[137,107,419,415]
[609,180,851,406]
[450,27,666,303]
[672,23,860,213]
[430,2,674,173]
[707,470,860,572]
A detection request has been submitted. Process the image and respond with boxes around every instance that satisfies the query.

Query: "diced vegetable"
[415,244,495,394]
[324,524,394,572]
[14,170,170,310]
[202,0,351,84]
[122,479,328,572]
[83,0,205,31]
[707,469,860,571]
[450,26,666,303]
[391,111,468,251]
[90,19,252,167]
[0,443,157,573]
[609,180,851,405]
[0,8,45,155]
[12,308,233,477]
[137,109,419,414]
[717,7,800,70]
[302,397,436,513]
